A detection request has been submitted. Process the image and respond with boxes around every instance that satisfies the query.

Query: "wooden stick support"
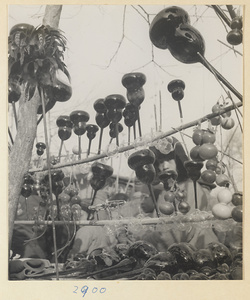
[198,52,242,101]
[78,135,82,160]
[159,91,162,131]
[56,195,61,220]
[12,102,18,129]
[87,189,98,220]
[24,198,29,220]
[128,127,131,145]
[178,125,190,160]
[154,104,158,131]
[115,123,119,147]
[58,140,63,161]
[178,100,183,119]
[97,128,104,155]
[193,180,198,210]
[87,139,92,157]
[137,108,142,137]
[133,124,136,140]
[148,184,160,218]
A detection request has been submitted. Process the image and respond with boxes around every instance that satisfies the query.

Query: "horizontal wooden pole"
[29,101,242,173]
[14,214,235,226]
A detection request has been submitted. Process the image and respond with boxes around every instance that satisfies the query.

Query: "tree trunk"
[8,5,63,249]
[43,5,62,28]
[8,90,40,247]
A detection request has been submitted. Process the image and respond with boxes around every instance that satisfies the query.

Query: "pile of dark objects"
[9,240,242,280]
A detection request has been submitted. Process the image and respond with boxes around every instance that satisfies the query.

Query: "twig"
[8,127,14,145]
[131,5,150,24]
[105,6,126,68]
[192,6,210,26]
[12,102,18,129]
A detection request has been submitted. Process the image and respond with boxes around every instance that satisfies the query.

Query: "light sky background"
[8,4,243,189]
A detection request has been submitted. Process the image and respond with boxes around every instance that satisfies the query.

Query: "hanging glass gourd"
[85,124,99,157]
[122,72,146,137]
[94,99,110,154]
[56,115,73,161]
[70,110,90,159]
[87,162,113,220]
[128,149,160,217]
[122,103,138,144]
[104,94,126,146]
[149,6,242,101]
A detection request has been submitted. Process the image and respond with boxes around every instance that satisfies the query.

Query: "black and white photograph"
[5,1,247,295]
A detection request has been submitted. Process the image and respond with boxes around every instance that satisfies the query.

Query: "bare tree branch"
[104,6,127,68]
[131,5,150,25]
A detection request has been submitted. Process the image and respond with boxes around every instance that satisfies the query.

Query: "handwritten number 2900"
[73,285,106,297]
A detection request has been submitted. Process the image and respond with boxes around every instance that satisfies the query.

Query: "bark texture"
[8,91,40,247]
[43,5,62,28]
